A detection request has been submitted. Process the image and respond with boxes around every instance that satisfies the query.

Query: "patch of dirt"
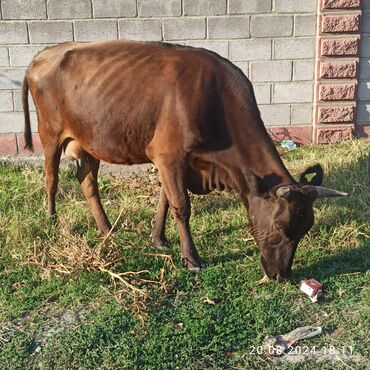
[28,307,90,355]
[0,305,93,354]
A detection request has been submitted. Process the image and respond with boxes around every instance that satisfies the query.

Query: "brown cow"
[23,40,346,281]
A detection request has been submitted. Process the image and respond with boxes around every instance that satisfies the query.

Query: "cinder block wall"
[0,0,368,156]
[315,0,363,143]
[358,0,370,134]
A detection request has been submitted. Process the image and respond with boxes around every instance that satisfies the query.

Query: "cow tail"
[23,74,33,151]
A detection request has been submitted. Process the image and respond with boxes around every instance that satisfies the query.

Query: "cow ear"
[242,167,265,196]
[299,164,323,186]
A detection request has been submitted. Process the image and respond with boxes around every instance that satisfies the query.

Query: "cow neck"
[243,138,296,190]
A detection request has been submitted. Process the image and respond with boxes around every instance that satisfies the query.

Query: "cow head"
[242,165,347,282]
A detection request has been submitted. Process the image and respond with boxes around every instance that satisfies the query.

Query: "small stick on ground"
[100,268,147,296]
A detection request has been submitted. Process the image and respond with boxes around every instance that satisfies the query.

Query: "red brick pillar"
[314,0,362,143]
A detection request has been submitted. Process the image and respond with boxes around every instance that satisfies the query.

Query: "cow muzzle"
[260,254,292,282]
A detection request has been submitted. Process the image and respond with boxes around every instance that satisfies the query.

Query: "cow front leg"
[152,186,169,249]
[76,154,112,235]
[43,143,62,220]
[156,158,202,272]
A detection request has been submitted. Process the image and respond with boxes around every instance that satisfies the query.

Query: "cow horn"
[276,186,291,198]
[315,186,348,198]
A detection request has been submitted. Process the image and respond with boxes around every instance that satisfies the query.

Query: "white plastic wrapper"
[299,278,324,302]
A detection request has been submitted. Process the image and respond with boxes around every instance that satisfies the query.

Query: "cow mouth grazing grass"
[0,139,369,368]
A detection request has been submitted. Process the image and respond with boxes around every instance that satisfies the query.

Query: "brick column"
[314,0,362,143]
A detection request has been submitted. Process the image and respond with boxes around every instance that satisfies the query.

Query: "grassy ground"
[0,139,369,369]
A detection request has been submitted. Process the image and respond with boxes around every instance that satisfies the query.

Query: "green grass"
[0,140,369,369]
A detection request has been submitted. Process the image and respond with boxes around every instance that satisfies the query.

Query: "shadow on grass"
[293,243,370,281]
[206,247,257,266]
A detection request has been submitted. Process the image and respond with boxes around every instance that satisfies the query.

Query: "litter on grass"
[263,326,368,366]
[299,278,324,302]
[262,326,322,356]
[280,140,297,151]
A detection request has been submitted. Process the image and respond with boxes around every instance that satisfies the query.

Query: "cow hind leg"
[76,153,112,235]
[44,143,62,220]
[155,157,202,271]
[152,187,169,249]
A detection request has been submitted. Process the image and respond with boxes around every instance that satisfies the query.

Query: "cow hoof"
[153,237,169,250]
[183,258,203,272]
[188,265,201,273]
[155,243,170,251]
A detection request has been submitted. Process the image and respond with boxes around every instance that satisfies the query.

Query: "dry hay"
[25,209,176,324]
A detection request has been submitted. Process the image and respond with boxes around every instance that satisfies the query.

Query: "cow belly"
[59,94,158,164]
[63,136,150,165]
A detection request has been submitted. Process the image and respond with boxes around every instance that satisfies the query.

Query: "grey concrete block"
[0,69,25,89]
[0,47,9,66]
[208,16,249,39]
[13,90,36,111]
[9,46,45,67]
[47,0,92,19]
[274,38,315,60]
[229,0,271,14]
[184,0,226,16]
[28,21,73,43]
[362,11,370,33]
[358,82,370,101]
[251,15,293,38]
[360,36,370,57]
[234,62,249,77]
[273,82,313,103]
[163,18,206,40]
[259,104,290,126]
[291,104,312,125]
[356,102,370,123]
[294,15,316,37]
[186,40,228,58]
[93,0,137,18]
[253,83,271,104]
[229,39,271,61]
[0,111,37,133]
[275,0,316,13]
[364,0,370,10]
[250,61,292,82]
[119,19,162,41]
[0,91,13,112]
[138,0,181,17]
[293,60,315,81]
[0,22,28,44]
[74,20,118,42]
[359,59,370,79]
[1,0,47,20]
